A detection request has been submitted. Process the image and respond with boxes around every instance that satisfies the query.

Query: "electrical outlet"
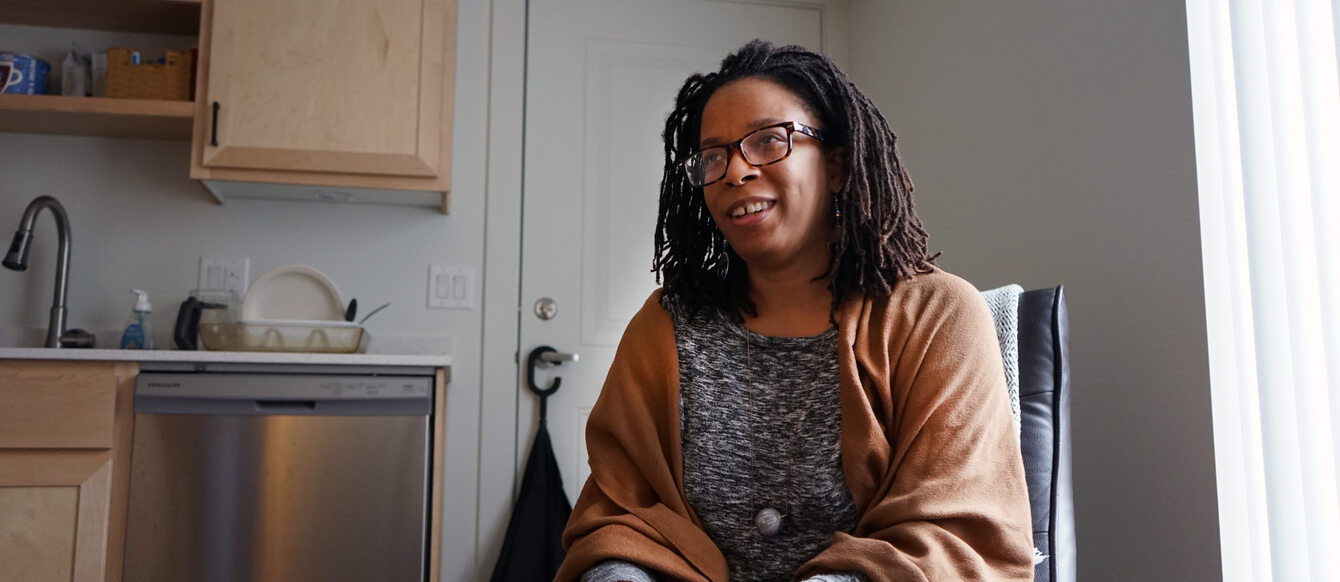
[428,265,474,309]
[198,257,250,296]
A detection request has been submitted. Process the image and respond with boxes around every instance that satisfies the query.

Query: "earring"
[716,240,730,279]
[833,195,841,219]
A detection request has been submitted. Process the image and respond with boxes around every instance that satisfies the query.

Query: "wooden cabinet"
[0,361,137,582]
[190,0,457,212]
[0,0,456,211]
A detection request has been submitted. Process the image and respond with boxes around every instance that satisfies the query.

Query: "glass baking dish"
[198,319,367,353]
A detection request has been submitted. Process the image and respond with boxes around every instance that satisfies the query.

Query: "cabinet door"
[0,361,136,582]
[199,0,447,178]
[0,452,114,582]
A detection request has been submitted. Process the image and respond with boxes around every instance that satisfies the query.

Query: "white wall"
[847,1,1221,580]
[0,0,493,577]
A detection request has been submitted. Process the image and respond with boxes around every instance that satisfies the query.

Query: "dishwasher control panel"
[317,378,431,398]
[134,372,434,416]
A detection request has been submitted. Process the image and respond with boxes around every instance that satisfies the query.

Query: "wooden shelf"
[0,0,201,36]
[0,95,194,139]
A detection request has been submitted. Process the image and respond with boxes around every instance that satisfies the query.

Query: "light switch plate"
[198,257,249,296]
[428,265,474,309]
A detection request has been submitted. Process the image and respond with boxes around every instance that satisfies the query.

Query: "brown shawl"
[555,269,1034,581]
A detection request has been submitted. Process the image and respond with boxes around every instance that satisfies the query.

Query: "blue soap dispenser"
[120,289,154,349]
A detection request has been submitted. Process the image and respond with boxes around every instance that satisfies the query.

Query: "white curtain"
[1185,0,1340,580]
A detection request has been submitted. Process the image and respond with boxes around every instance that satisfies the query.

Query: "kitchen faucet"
[3,195,94,348]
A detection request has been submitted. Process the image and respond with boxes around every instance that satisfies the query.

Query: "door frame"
[474,0,850,577]
[477,0,528,577]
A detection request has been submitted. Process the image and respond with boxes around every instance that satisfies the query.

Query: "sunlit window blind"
[1185,0,1340,580]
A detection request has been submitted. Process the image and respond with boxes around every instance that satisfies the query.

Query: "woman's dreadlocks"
[653,39,937,322]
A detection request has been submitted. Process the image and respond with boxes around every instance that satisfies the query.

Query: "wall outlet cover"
[198,257,250,296]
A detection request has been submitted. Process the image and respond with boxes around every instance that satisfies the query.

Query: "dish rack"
[199,319,367,353]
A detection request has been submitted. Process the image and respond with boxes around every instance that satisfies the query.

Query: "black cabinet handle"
[210,101,220,146]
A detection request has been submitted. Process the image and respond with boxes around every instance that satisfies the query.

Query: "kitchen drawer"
[0,361,121,449]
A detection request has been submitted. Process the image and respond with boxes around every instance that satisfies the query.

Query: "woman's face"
[699,77,844,275]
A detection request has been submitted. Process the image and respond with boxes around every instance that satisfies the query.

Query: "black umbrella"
[490,347,574,582]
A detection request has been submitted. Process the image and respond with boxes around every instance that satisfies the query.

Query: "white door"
[519,0,839,503]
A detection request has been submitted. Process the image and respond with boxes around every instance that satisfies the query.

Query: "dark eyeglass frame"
[679,121,826,187]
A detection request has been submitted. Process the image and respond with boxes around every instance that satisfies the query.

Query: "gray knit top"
[581,298,864,582]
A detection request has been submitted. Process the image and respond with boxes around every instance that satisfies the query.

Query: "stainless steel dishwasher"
[122,362,436,582]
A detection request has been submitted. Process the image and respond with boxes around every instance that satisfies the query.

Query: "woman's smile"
[727,198,776,223]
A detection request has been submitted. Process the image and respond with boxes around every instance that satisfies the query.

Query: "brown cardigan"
[556,269,1034,581]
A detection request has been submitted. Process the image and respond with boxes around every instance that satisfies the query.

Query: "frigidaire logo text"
[146,382,181,388]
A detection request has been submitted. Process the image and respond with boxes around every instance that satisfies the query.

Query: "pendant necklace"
[746,329,787,538]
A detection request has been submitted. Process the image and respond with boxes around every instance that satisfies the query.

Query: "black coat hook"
[526,346,564,421]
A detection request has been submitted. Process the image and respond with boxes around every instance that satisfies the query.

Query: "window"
[1185,1,1340,580]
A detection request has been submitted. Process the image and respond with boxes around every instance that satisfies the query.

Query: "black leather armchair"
[1016,287,1075,582]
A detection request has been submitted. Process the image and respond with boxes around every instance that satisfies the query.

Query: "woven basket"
[105,48,194,101]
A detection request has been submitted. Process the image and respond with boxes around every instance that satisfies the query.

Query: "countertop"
[0,347,450,367]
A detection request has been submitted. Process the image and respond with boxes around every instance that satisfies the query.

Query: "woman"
[556,40,1033,582]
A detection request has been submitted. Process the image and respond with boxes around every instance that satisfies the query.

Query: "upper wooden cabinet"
[190,0,457,212]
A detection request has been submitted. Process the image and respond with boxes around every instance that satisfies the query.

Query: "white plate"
[241,265,345,322]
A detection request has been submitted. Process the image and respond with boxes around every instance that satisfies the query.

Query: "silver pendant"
[755,507,784,537]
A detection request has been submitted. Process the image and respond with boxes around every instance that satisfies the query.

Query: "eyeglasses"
[679,121,825,187]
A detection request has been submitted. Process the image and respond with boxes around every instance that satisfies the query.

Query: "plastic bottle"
[120,289,154,349]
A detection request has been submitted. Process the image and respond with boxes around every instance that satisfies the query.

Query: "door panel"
[521,0,828,502]
[123,414,429,582]
[0,452,114,582]
[0,486,78,581]
[580,40,727,346]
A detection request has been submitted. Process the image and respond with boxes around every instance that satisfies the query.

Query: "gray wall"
[847,1,1221,580]
[0,1,492,576]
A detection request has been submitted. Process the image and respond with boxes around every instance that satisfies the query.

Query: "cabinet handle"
[210,101,220,146]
